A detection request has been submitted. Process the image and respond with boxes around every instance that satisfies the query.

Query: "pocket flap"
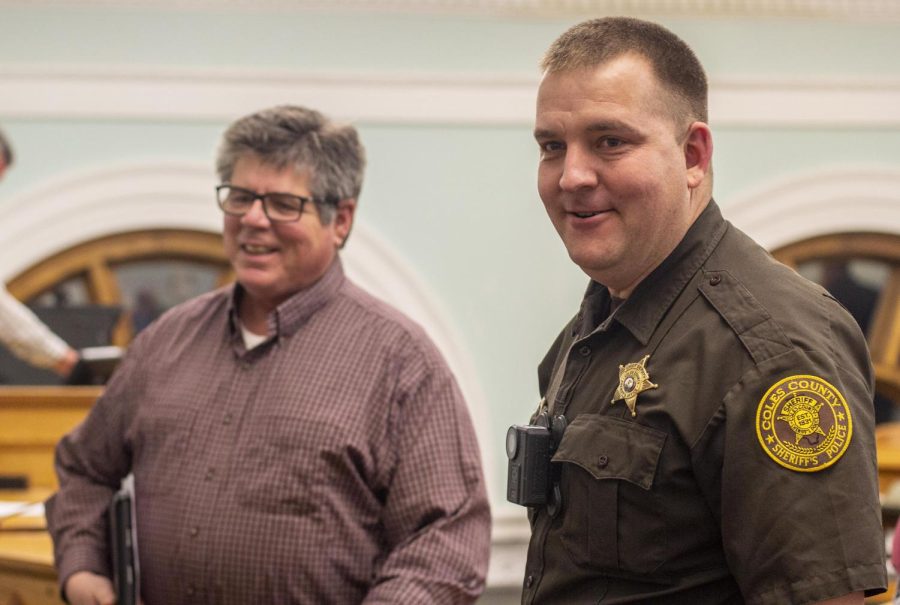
[552,415,666,490]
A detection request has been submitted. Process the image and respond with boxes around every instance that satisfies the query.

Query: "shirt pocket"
[236,414,330,517]
[132,405,198,496]
[552,414,667,575]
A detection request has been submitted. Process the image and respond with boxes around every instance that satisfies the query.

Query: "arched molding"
[724,166,900,250]
[0,162,221,280]
[0,161,493,485]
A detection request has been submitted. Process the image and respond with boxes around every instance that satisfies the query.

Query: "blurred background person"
[0,128,79,379]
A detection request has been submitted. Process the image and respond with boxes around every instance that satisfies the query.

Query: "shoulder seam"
[699,269,793,366]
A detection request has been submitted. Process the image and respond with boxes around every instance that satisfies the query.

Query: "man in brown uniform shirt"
[521,18,886,604]
[46,105,491,604]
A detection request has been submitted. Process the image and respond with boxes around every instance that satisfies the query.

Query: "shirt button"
[578,345,591,357]
[525,574,534,588]
[190,526,200,537]
[223,413,233,425]
[709,274,722,286]
[598,455,609,468]
[205,468,215,481]
[186,586,196,597]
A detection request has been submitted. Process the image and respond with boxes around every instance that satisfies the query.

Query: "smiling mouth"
[572,211,603,218]
[241,244,277,255]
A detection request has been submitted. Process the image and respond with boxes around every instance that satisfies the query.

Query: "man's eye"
[540,141,564,153]
[268,197,300,213]
[229,192,255,205]
[600,137,625,149]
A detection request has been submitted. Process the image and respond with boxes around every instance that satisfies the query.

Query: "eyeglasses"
[216,184,318,223]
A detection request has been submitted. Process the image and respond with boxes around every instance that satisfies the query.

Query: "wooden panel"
[0,572,61,605]
[876,365,900,404]
[0,410,88,445]
[877,423,900,495]
[0,453,61,491]
[0,533,59,605]
[0,388,101,409]
[0,530,54,570]
[0,487,57,605]
[0,388,100,489]
[870,268,900,369]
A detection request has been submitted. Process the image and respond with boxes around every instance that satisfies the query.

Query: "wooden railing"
[0,387,99,605]
[0,387,101,489]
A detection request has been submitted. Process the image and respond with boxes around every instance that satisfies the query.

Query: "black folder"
[109,486,139,605]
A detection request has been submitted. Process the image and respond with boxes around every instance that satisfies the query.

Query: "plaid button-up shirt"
[46,259,491,604]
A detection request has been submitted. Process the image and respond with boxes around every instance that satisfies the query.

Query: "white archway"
[724,166,900,249]
[0,161,493,481]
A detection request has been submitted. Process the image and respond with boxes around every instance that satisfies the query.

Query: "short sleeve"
[713,307,886,604]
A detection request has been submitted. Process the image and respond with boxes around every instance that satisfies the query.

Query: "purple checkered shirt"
[46,258,491,604]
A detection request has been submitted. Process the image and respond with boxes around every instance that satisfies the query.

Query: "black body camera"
[506,412,566,507]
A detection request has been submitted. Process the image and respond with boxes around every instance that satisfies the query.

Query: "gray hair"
[216,105,366,224]
[542,17,708,126]
[0,128,14,167]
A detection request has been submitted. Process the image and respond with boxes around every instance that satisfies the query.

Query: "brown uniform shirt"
[523,201,886,604]
[46,259,491,605]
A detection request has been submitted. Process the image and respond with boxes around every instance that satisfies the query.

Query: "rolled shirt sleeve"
[45,337,144,589]
[363,334,491,604]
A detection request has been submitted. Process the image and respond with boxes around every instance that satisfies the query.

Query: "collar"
[227,257,346,341]
[578,200,728,345]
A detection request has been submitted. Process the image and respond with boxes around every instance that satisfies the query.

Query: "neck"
[604,195,712,300]
[238,294,273,335]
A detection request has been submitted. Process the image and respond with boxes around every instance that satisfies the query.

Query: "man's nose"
[559,147,598,192]
[241,198,271,226]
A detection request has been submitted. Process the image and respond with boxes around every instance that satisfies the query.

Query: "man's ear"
[0,159,7,181]
[333,199,357,249]
[684,122,713,189]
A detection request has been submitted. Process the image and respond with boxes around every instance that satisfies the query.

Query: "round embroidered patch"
[755,374,852,472]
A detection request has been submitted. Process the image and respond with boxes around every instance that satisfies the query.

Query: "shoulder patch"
[755,374,852,472]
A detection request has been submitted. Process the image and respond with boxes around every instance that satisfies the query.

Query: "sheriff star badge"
[611,354,658,416]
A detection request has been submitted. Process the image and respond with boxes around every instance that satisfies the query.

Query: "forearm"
[363,498,491,604]
[46,482,117,590]
[366,415,491,602]
[367,344,492,602]
[0,287,72,369]
[45,405,130,588]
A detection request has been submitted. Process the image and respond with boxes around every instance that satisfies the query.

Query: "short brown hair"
[216,105,366,224]
[541,17,708,124]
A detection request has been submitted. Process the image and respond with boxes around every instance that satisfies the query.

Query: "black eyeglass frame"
[215,184,337,223]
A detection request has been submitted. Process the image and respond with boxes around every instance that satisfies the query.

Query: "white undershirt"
[240,323,268,350]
